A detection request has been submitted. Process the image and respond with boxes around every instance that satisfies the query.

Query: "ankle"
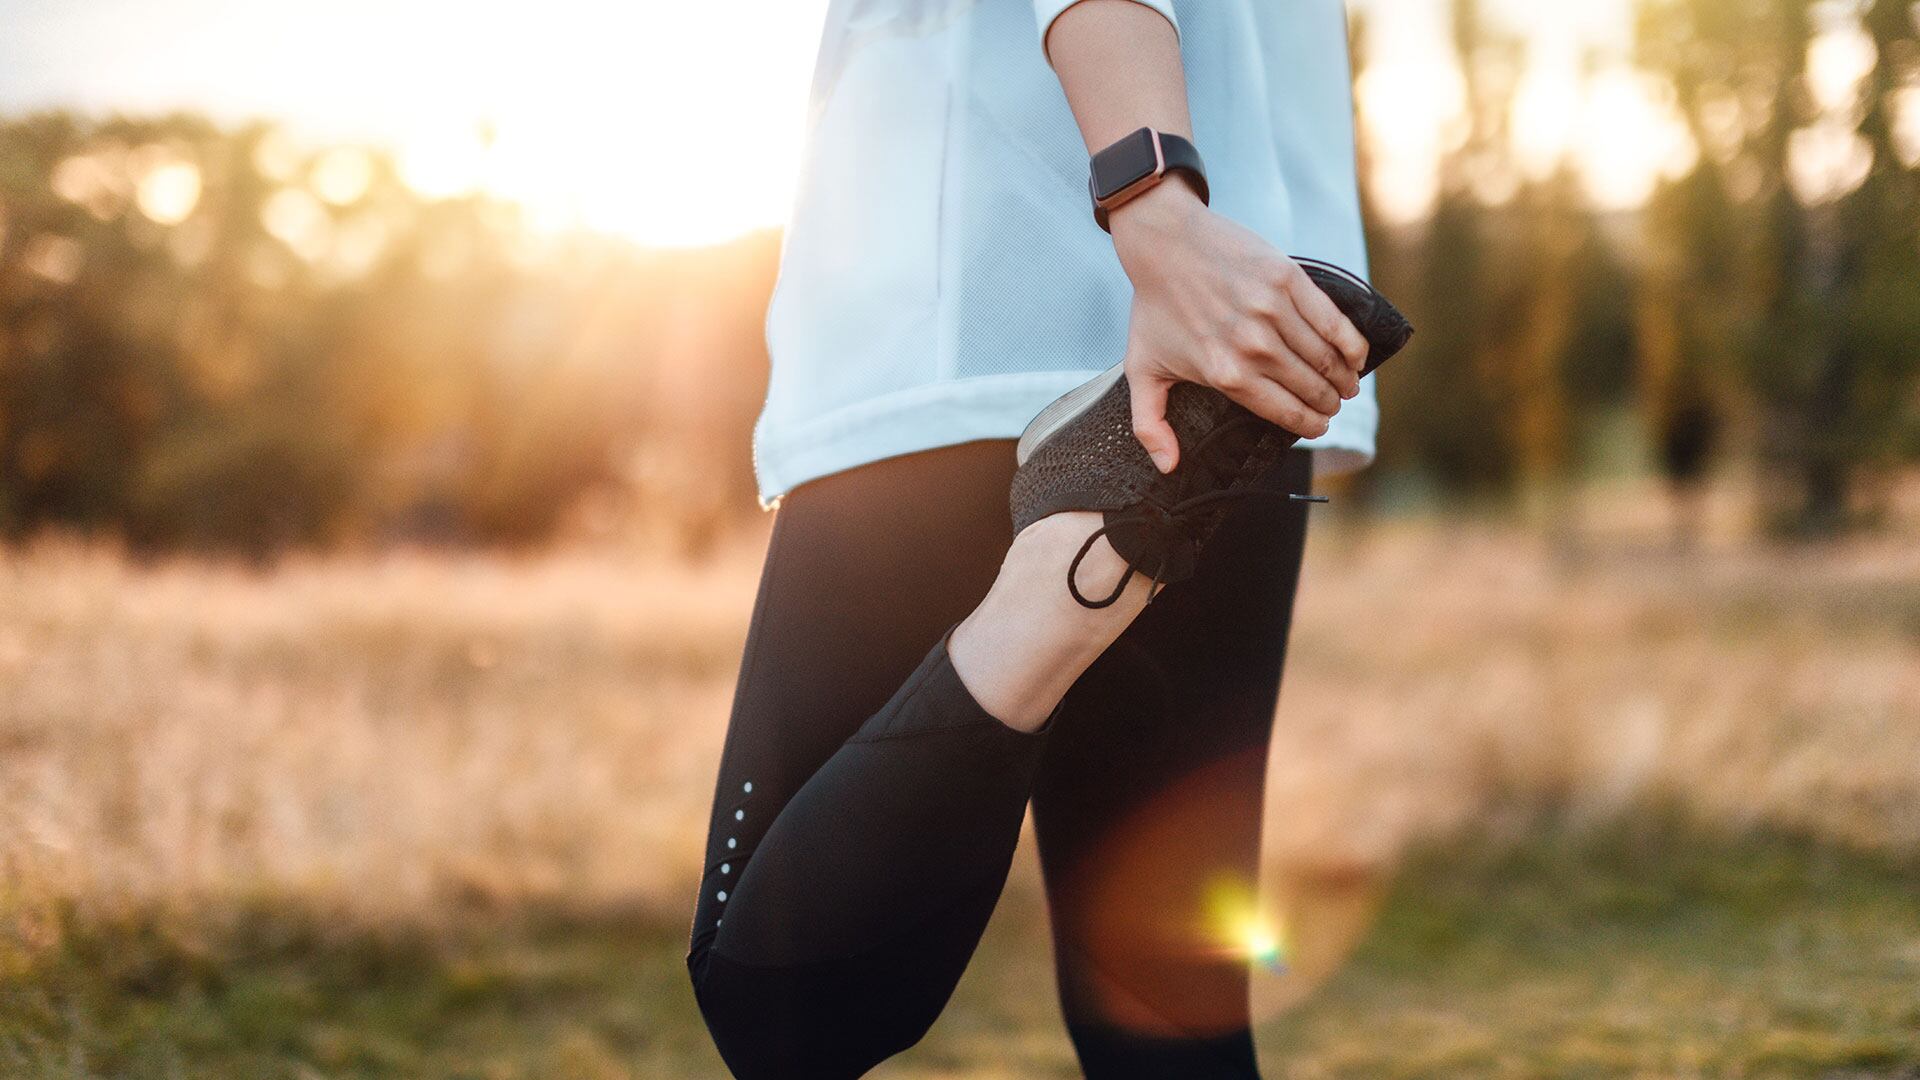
[1006,512,1141,621]
[947,512,1152,732]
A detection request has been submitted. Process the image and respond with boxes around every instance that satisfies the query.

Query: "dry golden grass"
[1271,515,1920,873]
[1,533,761,924]
[2,503,1915,934]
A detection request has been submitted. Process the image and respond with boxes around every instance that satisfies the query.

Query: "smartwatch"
[1088,127,1210,232]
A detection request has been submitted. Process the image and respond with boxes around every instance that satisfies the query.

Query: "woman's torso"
[754,0,1375,505]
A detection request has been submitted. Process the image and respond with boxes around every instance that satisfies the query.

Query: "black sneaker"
[1009,258,1412,608]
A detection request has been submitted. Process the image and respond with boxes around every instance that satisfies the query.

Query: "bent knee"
[689,944,943,1080]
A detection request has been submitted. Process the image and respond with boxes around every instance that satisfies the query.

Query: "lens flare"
[1242,919,1288,972]
[1205,878,1289,973]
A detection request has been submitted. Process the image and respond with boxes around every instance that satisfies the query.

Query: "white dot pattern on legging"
[709,782,754,928]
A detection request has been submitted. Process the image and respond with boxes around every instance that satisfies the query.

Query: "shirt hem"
[753,372,1376,506]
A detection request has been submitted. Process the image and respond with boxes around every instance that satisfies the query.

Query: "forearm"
[1044,0,1192,151]
[1042,0,1365,463]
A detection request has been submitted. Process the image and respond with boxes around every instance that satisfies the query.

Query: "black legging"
[687,439,1312,1079]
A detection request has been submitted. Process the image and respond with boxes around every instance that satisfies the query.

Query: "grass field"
[5,828,1918,1078]
[3,508,1918,1077]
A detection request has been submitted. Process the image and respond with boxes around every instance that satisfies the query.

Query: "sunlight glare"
[1574,68,1697,211]
[51,150,127,221]
[1894,86,1920,167]
[136,158,203,225]
[398,128,490,201]
[381,1,823,248]
[1511,53,1582,181]
[1805,18,1877,114]
[1787,120,1874,205]
[311,147,376,207]
[1357,52,1468,224]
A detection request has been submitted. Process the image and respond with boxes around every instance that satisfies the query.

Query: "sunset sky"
[1,0,1691,245]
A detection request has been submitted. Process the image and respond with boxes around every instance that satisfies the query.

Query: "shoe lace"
[1063,416,1326,609]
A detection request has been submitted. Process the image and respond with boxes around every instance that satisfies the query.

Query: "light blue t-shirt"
[755,0,1376,504]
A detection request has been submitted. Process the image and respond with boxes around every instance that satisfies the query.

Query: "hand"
[1107,181,1370,472]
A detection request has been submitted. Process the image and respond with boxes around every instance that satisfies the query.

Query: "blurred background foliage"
[0,0,1916,557]
[0,113,776,556]
[1359,0,1920,533]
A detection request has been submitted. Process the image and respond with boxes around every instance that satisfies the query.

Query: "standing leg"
[1031,449,1314,1079]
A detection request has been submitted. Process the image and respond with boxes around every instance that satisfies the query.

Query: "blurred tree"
[1639,0,1920,534]
[1361,2,1531,501]
[0,114,777,555]
[1363,0,1619,520]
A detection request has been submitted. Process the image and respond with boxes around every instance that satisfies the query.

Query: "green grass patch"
[1,903,715,1079]
[1260,827,1920,1079]
[4,828,1918,1078]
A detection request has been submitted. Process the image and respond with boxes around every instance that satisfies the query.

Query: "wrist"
[1088,128,1208,233]
[1107,178,1206,271]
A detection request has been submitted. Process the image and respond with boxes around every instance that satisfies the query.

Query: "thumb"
[1127,367,1179,473]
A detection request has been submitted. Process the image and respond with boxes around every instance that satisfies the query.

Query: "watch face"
[1090,128,1160,202]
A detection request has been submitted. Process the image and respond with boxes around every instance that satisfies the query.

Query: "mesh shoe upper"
[1008,258,1413,608]
[1010,379,1292,605]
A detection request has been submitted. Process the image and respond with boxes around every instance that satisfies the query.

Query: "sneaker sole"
[1015,362,1126,467]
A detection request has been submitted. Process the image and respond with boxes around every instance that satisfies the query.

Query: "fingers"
[1127,367,1180,473]
[1121,247,1373,462]
[1267,300,1360,401]
[1219,312,1343,419]
[1214,367,1333,439]
[1284,267,1370,374]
